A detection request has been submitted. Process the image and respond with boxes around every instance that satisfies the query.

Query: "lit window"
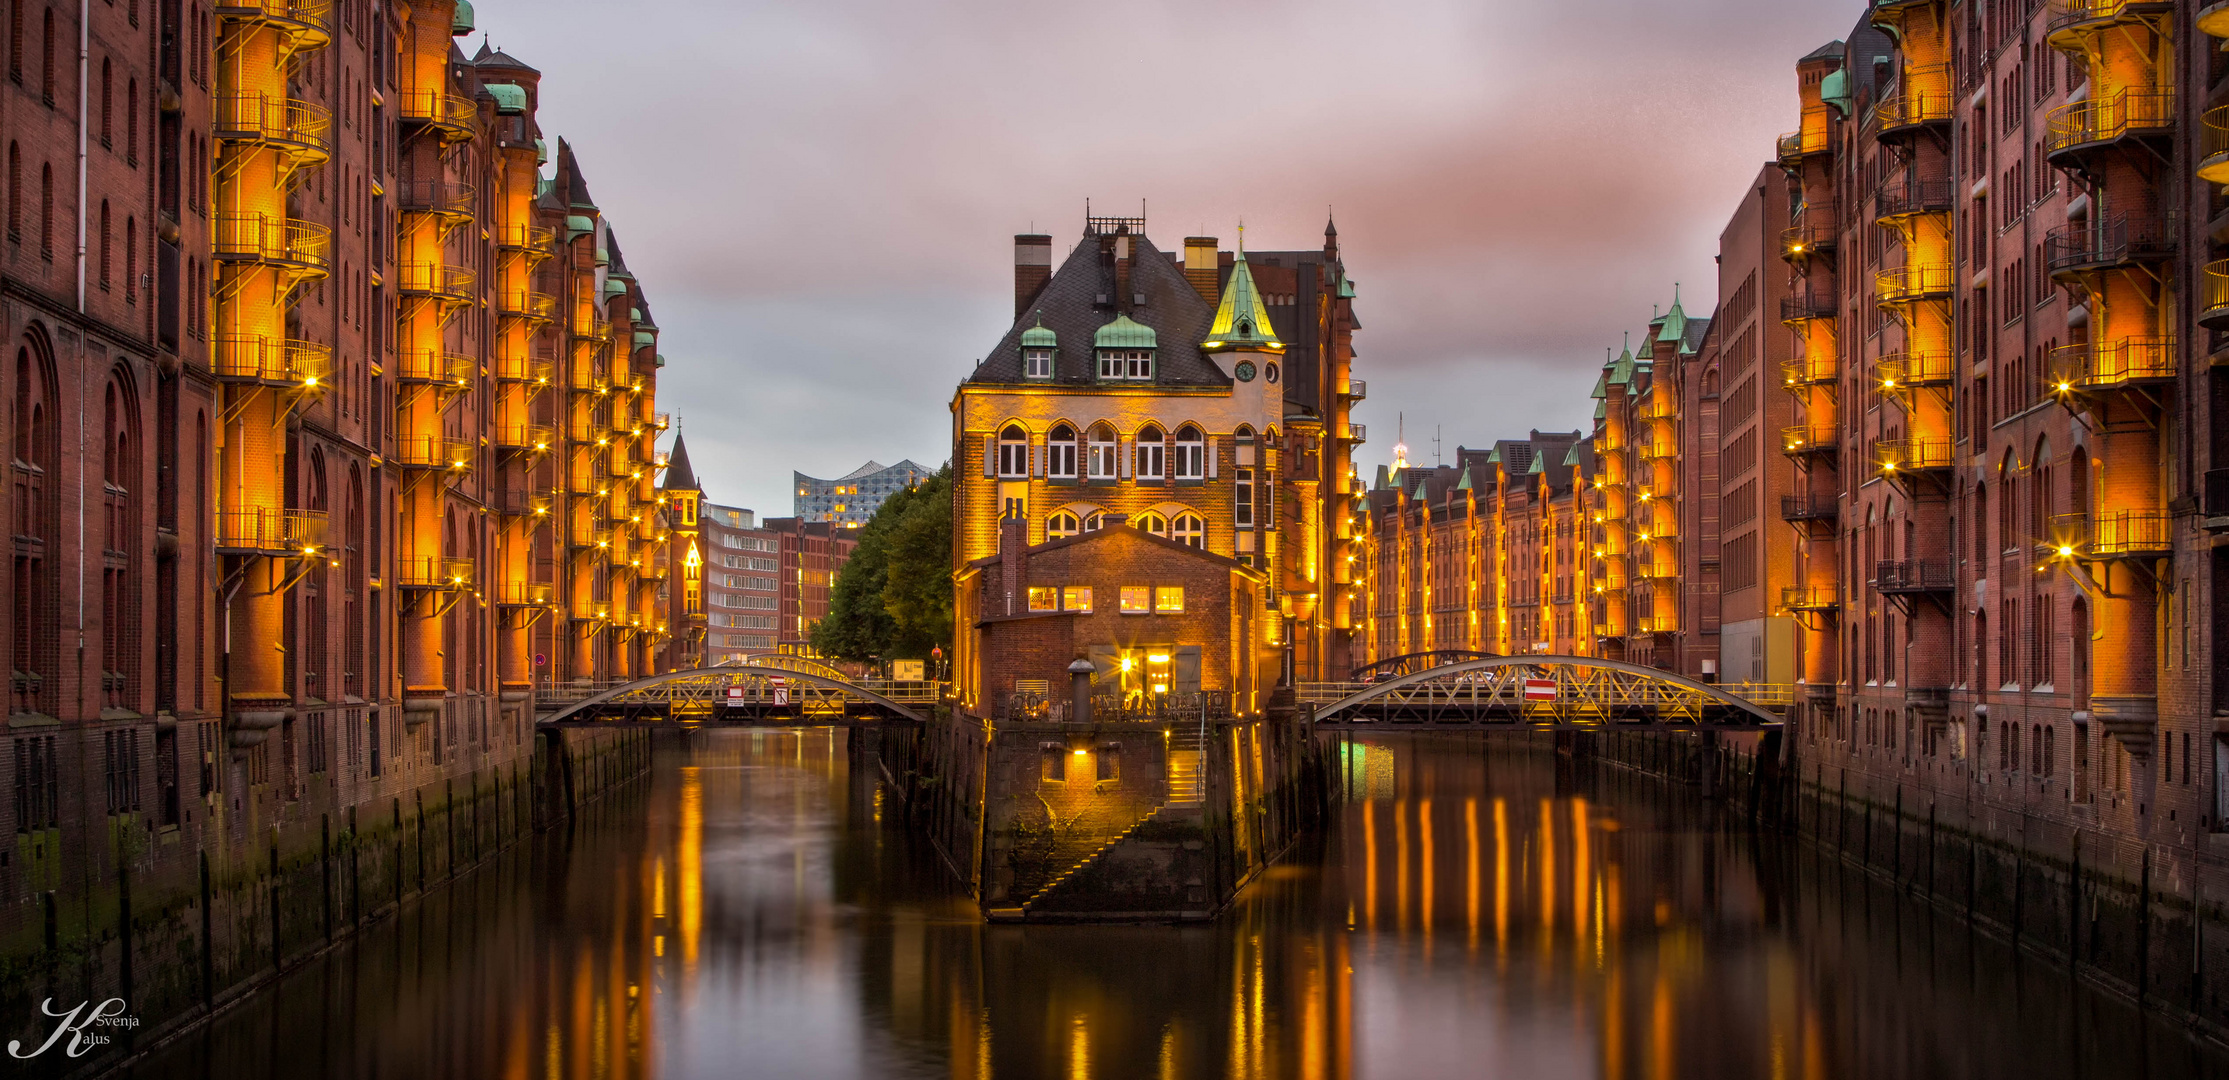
[1173,513,1204,548]
[1025,348,1053,379]
[1173,424,1204,479]
[1083,511,1104,532]
[1154,586,1184,613]
[1087,423,1118,479]
[1121,586,1149,614]
[1134,511,1168,536]
[1137,424,1165,480]
[1027,586,1058,612]
[1128,349,1152,380]
[1061,586,1093,612]
[1235,467,1254,527]
[997,424,1028,478]
[1048,424,1078,478]
[1047,511,1080,540]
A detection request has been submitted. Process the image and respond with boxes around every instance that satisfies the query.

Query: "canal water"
[116,729,2227,1080]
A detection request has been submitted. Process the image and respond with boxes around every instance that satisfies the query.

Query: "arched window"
[1088,423,1117,479]
[2032,437,2053,544]
[1133,511,1168,537]
[97,200,110,287]
[1047,510,1080,540]
[1047,423,1078,478]
[346,465,364,698]
[13,338,56,715]
[1174,424,1204,479]
[996,423,1028,478]
[1082,510,1104,532]
[1173,513,1204,548]
[41,8,54,101]
[100,58,111,146]
[125,79,137,164]
[39,161,52,258]
[1137,424,1164,480]
[6,141,17,238]
[124,217,135,301]
[304,452,329,699]
[1972,482,1988,562]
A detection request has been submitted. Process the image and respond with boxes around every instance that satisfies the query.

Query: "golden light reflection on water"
[135,731,2222,1080]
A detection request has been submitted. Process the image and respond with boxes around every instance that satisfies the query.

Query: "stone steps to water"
[1022,806,1166,909]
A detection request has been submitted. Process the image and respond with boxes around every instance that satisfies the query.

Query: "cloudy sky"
[486,0,1861,516]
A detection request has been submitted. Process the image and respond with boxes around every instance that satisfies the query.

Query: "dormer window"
[1091,314,1157,382]
[1097,349,1153,381]
[1024,348,1052,379]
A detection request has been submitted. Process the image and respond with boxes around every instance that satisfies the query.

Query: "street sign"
[770,675,787,706]
[1522,678,1558,702]
[533,653,546,667]
[892,660,924,681]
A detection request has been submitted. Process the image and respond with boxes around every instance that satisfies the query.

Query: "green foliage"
[811,465,953,661]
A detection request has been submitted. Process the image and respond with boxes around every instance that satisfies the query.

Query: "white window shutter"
[1207,437,1218,479]
[983,433,997,479]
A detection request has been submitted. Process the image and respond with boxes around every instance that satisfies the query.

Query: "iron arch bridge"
[1348,649,1498,682]
[537,664,938,727]
[1300,656,1791,730]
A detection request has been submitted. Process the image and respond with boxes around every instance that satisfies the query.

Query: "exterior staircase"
[1022,806,1164,909]
[1167,727,1206,805]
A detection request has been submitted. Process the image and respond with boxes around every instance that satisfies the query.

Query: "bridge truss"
[1301,656,1792,730]
[538,663,939,727]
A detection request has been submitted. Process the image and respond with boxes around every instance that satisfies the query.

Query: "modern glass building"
[794,459,931,527]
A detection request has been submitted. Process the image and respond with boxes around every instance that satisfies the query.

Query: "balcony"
[213,92,331,166]
[1781,586,1838,613]
[1781,356,1835,389]
[494,424,556,453]
[2045,88,2174,164]
[1778,203,1837,262]
[214,507,327,555]
[394,349,474,388]
[1780,290,1837,325]
[567,363,609,392]
[1872,178,1954,224]
[494,224,557,255]
[1342,379,1368,401]
[1875,263,1952,305]
[2206,261,2229,330]
[1343,423,1366,444]
[2052,510,2172,558]
[1631,614,1677,634]
[211,336,329,388]
[1873,560,1954,595]
[494,582,554,607]
[496,290,557,323]
[493,354,553,386]
[396,89,477,144]
[2048,0,2177,48]
[1872,66,1953,137]
[398,179,475,226]
[397,557,476,590]
[492,488,552,518]
[213,213,331,277]
[1781,425,1838,460]
[392,435,474,472]
[572,603,613,625]
[570,416,613,445]
[2043,214,2174,279]
[2203,1,2229,40]
[2047,338,2175,394]
[396,262,474,304]
[1874,438,1955,477]
[1780,494,1839,524]
[568,469,612,497]
[1873,351,1953,392]
[212,0,332,50]
[1775,108,1831,169]
[650,412,671,431]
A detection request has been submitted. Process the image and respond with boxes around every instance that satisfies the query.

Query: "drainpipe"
[75,0,88,313]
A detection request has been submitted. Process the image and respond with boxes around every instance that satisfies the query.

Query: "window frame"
[1172,513,1205,548]
[1174,425,1204,479]
[1137,425,1165,480]
[1061,586,1093,612]
[1048,424,1078,478]
[1024,348,1053,379]
[1087,425,1118,479]
[1119,586,1150,614]
[996,424,1029,479]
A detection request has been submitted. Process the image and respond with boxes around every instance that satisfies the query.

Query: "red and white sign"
[770,676,788,706]
[1521,678,1558,702]
[727,683,745,703]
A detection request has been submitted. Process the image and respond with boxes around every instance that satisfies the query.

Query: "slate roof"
[1800,39,1846,63]
[556,139,596,209]
[471,40,540,74]
[969,231,1228,388]
[662,434,699,491]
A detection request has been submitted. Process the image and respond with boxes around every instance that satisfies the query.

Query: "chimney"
[1183,237,1219,301]
[1014,234,1053,318]
[998,516,1028,616]
[1112,231,1133,313]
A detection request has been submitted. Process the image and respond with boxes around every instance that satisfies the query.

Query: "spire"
[1392,412,1409,472]
[1657,284,1689,343]
[1202,226,1282,352]
[662,434,700,492]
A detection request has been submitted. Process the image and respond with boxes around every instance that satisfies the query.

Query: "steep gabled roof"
[556,139,596,209]
[966,232,1228,388]
[471,40,540,74]
[1202,243,1280,350]
[662,434,699,492]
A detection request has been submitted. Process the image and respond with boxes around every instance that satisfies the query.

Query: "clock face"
[1266,363,1280,384]
[1235,361,1256,382]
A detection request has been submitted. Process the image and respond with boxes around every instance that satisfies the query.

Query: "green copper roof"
[1020,312,1056,348]
[1820,68,1851,116]
[1591,373,1607,399]
[1563,446,1581,466]
[655,353,667,368]
[485,82,526,114]
[603,277,627,298]
[1656,286,1688,343]
[1527,455,1544,475]
[1337,275,1356,299]
[1094,314,1157,350]
[1455,465,1473,491]
[1203,242,1281,350]
[565,214,594,239]
[452,0,475,35]
[633,330,656,347]
[1594,401,1607,420]
[535,138,548,166]
[1486,447,1501,464]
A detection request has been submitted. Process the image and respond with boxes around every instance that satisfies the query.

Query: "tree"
[811,465,952,661]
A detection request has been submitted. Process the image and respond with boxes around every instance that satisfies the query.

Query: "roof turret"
[1201,232,1281,351]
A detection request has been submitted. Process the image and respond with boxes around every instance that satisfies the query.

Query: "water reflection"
[123,731,2224,1080]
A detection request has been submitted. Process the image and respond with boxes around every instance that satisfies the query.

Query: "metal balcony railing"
[2052,510,2172,557]
[1781,290,1837,324]
[1875,438,1955,474]
[396,557,476,590]
[2046,88,2174,157]
[1873,351,1954,390]
[496,290,557,321]
[1875,263,1953,304]
[1781,494,1839,522]
[2043,214,2175,275]
[395,262,474,302]
[494,424,556,453]
[392,435,474,471]
[1775,108,1831,166]
[1872,178,1955,222]
[213,92,332,161]
[493,355,553,385]
[1343,378,1368,401]
[572,603,613,624]
[395,89,478,141]
[1781,425,1837,457]
[2206,260,2229,329]
[493,582,554,607]
[2049,0,2176,41]
[494,224,557,254]
[2047,338,2175,391]
[491,488,552,518]
[1872,66,1953,133]
[1779,200,1838,262]
[213,0,333,47]
[1781,356,1835,388]
[1346,423,1367,444]
[1873,560,1954,593]
[397,178,476,221]
[214,507,327,554]
[213,213,331,275]
[650,412,672,431]
[1781,586,1838,611]
[211,336,330,387]
[393,349,475,386]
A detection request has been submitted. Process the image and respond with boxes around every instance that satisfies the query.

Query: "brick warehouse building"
[1354,0,2229,1014]
[0,0,672,994]
[949,213,1363,704]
